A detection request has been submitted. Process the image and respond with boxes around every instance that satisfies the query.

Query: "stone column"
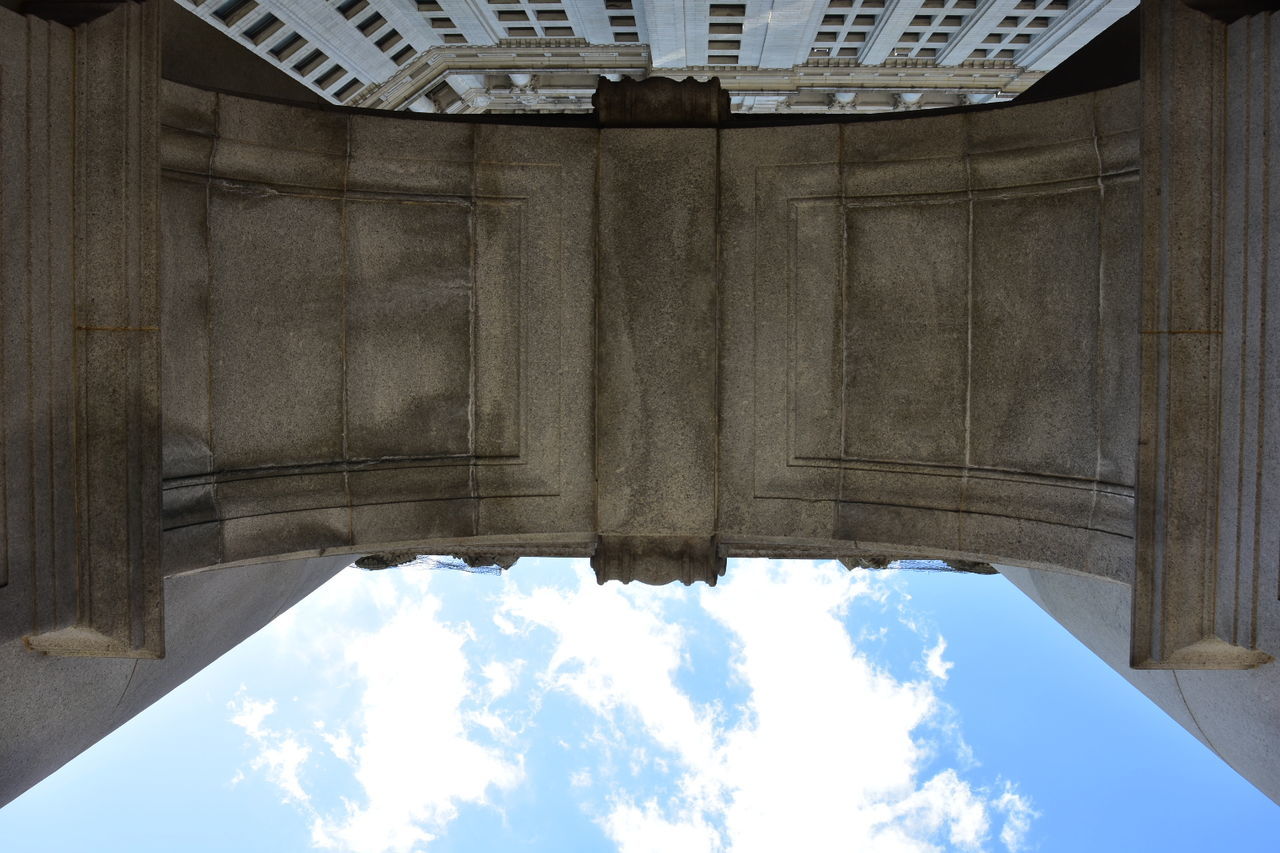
[0,1,162,657]
[1135,0,1280,668]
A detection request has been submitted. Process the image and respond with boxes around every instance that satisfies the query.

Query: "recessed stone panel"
[344,199,472,461]
[790,199,845,461]
[844,199,968,466]
[208,187,345,472]
[160,177,213,478]
[970,187,1100,479]
[1099,174,1141,486]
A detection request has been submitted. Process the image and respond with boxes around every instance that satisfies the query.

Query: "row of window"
[809,0,1072,63]
[195,0,366,102]
[608,0,639,43]
[338,0,416,65]
[418,0,584,43]
[706,3,745,64]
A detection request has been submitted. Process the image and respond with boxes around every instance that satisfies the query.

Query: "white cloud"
[500,559,1037,853]
[318,725,356,766]
[231,558,1035,853]
[924,638,954,682]
[481,660,520,701]
[230,695,276,740]
[228,692,312,806]
[230,571,523,853]
[603,799,722,853]
[994,785,1038,852]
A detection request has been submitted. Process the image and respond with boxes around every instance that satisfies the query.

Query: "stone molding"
[1,2,162,658]
[1134,2,1280,669]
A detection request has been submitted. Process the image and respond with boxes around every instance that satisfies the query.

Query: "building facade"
[172,0,1137,113]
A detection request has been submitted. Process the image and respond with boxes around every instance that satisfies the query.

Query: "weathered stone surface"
[1134,2,1280,669]
[6,0,1280,814]
[1,2,162,658]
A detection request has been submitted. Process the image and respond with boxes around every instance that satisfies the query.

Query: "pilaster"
[1134,1,1280,668]
[0,2,163,658]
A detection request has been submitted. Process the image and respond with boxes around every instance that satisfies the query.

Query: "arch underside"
[158,80,1141,588]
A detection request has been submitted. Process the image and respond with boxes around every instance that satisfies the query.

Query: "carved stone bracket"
[593,76,731,127]
[591,535,726,586]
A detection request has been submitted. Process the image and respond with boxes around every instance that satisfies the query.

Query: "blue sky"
[1,557,1278,852]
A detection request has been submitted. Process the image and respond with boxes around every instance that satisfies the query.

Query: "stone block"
[347,115,472,195]
[215,472,348,520]
[221,508,351,564]
[161,522,224,576]
[158,81,216,136]
[1098,174,1142,486]
[836,502,960,555]
[207,187,345,471]
[840,466,964,513]
[969,188,1100,480]
[344,199,472,460]
[844,198,968,466]
[213,96,347,190]
[595,129,717,536]
[842,111,967,197]
[160,177,213,478]
[350,498,476,546]
[347,464,472,504]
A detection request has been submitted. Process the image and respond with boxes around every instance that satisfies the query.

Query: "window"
[293,49,326,75]
[337,0,368,19]
[375,30,402,50]
[334,79,362,101]
[357,12,386,34]
[213,0,255,25]
[315,65,344,88]
[270,32,304,59]
[242,12,281,44]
